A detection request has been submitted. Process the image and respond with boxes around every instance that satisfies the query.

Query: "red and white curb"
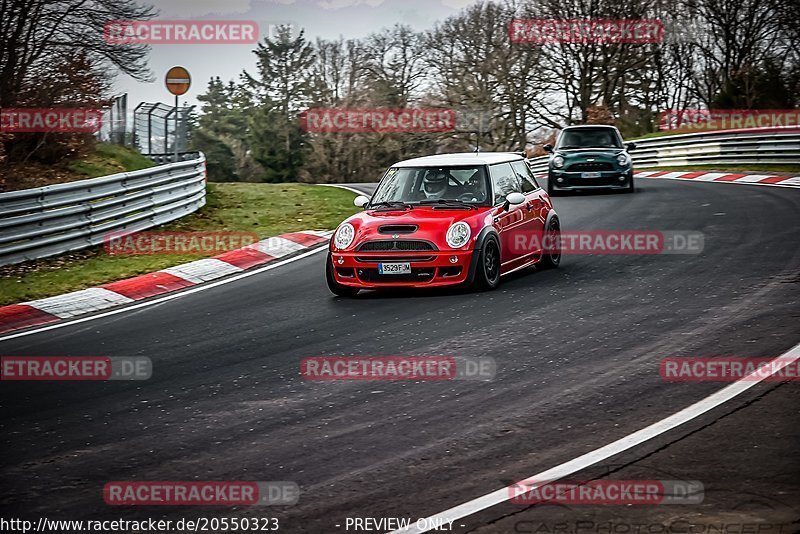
[636,170,800,187]
[534,171,800,188]
[0,231,332,335]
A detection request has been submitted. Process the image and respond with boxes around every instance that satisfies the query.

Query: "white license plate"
[581,171,601,178]
[378,262,411,275]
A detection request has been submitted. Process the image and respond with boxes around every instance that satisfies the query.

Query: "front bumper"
[329,249,475,288]
[549,169,633,189]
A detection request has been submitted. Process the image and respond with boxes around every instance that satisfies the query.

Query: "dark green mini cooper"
[544,125,636,195]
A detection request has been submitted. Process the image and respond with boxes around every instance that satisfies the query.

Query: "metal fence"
[527,127,800,173]
[96,93,129,146]
[95,98,194,156]
[0,154,206,266]
[133,102,194,157]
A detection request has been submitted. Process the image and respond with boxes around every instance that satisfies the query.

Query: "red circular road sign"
[165,66,191,96]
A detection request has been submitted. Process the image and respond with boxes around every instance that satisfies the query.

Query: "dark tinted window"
[511,160,538,192]
[556,127,623,149]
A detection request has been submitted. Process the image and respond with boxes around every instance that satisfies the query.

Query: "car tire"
[626,174,635,193]
[326,253,359,297]
[473,238,501,290]
[539,216,561,269]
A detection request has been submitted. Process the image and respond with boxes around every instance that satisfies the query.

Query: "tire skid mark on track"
[388,341,800,533]
[462,381,791,533]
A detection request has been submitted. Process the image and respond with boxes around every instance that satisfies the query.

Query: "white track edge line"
[317,183,371,196]
[389,341,800,534]
[0,245,329,342]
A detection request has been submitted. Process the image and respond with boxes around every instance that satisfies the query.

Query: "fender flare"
[466,226,500,285]
[544,208,559,229]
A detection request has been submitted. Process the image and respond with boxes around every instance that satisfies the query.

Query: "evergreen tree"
[243,26,315,181]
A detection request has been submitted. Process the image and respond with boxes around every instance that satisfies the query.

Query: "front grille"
[357,240,436,252]
[357,267,435,283]
[567,162,614,171]
[378,224,418,235]
[355,256,435,263]
[565,176,623,187]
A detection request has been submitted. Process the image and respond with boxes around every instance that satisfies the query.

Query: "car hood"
[340,206,490,251]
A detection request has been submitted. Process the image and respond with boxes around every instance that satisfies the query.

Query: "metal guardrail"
[0,153,206,266]
[527,127,800,173]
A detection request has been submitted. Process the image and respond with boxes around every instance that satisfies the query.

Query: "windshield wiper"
[417,199,476,209]
[369,201,413,210]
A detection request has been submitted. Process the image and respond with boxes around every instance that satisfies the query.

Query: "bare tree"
[0,0,155,107]
[684,0,791,107]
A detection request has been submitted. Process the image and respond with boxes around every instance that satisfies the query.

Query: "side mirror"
[503,192,526,210]
[543,144,554,153]
[354,195,369,208]
[626,142,637,151]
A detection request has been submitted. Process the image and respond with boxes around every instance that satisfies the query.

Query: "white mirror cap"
[506,192,526,205]
[354,195,370,208]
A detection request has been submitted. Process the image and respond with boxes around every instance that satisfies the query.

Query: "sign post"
[455,108,495,153]
[165,66,191,162]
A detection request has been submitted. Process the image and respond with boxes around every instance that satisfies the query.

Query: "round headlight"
[333,223,355,249]
[616,153,630,166]
[446,222,471,249]
[552,155,565,169]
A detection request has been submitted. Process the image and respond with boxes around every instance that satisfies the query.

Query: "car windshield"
[556,128,623,149]
[370,166,491,206]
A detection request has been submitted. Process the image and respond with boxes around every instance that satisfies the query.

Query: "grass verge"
[0,183,358,306]
[2,142,157,192]
[66,143,155,178]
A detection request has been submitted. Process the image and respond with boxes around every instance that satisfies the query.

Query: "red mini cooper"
[325,153,561,296]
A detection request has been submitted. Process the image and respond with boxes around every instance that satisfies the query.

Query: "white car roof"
[393,152,524,167]
[562,125,620,130]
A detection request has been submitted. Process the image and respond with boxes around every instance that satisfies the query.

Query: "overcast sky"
[116,0,480,110]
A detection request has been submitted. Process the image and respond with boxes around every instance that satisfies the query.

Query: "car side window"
[524,162,541,189]
[489,163,520,204]
[510,160,538,192]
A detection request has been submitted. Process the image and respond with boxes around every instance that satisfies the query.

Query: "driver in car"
[422,170,450,200]
[421,168,487,203]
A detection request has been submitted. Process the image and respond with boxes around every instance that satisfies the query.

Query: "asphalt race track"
[2,178,799,532]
